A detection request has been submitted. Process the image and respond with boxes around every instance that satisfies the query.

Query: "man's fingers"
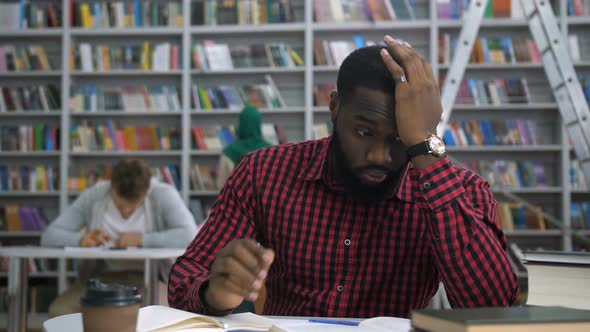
[212,255,258,290]
[233,241,267,273]
[213,274,252,298]
[90,228,111,244]
[259,249,274,272]
[383,35,425,82]
[420,55,435,81]
[218,239,273,276]
[380,48,405,82]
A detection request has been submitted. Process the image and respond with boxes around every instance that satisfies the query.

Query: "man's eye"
[357,129,371,137]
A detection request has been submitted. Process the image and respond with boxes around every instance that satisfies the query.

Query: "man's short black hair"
[336,45,396,102]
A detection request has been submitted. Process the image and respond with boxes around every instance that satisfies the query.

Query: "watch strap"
[406,140,430,158]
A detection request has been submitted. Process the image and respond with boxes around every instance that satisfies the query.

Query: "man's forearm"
[411,157,517,306]
[428,204,518,307]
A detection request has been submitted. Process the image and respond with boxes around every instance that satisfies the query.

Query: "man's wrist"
[411,154,443,170]
[402,129,435,148]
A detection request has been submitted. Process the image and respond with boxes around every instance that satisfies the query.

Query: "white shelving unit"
[0,0,586,245]
[1,0,590,322]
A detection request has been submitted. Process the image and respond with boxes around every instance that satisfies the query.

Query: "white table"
[0,246,184,332]
[42,312,391,332]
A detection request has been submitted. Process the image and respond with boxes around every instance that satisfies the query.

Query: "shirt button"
[344,239,351,246]
[423,182,431,189]
[337,285,344,292]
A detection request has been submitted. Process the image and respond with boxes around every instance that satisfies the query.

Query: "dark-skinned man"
[168,35,517,318]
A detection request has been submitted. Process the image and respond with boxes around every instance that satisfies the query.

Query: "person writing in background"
[42,159,198,317]
[216,104,271,189]
[168,36,517,317]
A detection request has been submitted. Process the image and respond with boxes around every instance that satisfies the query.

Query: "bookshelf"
[1,0,590,326]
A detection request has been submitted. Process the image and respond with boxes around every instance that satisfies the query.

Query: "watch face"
[428,135,446,156]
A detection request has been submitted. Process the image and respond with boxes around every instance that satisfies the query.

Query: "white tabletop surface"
[0,246,185,259]
[43,311,411,332]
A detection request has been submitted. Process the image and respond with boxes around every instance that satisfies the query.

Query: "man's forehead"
[344,87,395,120]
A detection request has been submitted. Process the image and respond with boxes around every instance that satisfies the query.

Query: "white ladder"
[438,0,590,187]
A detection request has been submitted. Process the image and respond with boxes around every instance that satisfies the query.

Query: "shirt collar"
[299,136,416,202]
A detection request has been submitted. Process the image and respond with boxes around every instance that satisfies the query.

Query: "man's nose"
[366,142,393,166]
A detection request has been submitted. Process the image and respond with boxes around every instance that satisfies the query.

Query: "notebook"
[137,305,276,332]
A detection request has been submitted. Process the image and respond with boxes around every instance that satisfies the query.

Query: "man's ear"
[329,90,339,123]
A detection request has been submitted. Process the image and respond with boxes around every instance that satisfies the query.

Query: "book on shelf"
[570,159,588,190]
[72,0,183,28]
[190,164,219,191]
[189,199,213,225]
[0,84,60,112]
[439,75,531,105]
[580,75,590,103]
[152,165,181,190]
[192,125,236,151]
[192,123,286,151]
[0,204,48,232]
[568,0,590,16]
[444,119,542,147]
[192,41,304,71]
[0,165,59,192]
[0,1,61,29]
[0,45,55,71]
[314,82,336,106]
[437,0,524,20]
[68,164,180,191]
[438,35,540,66]
[411,306,590,332]
[570,201,590,230]
[261,123,281,145]
[192,0,298,26]
[569,34,582,62]
[314,0,417,23]
[192,78,286,110]
[461,160,548,188]
[523,250,590,310]
[496,202,546,231]
[0,125,60,152]
[73,42,180,72]
[70,84,180,113]
[314,36,379,67]
[0,285,57,314]
[70,121,180,152]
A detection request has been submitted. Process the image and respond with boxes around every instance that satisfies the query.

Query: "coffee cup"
[80,279,142,332]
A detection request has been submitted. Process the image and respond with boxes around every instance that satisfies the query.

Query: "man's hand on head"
[79,228,112,247]
[116,232,143,248]
[379,35,443,148]
[205,239,274,313]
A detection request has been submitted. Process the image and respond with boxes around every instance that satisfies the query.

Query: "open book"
[137,305,276,332]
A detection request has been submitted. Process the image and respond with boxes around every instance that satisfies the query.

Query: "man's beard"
[331,132,404,202]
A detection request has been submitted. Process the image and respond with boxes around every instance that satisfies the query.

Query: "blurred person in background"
[42,158,198,317]
[216,105,271,188]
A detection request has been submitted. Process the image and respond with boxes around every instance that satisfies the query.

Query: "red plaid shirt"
[169,137,517,318]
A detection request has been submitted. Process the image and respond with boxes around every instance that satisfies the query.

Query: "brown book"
[366,0,391,21]
[493,0,511,18]
[412,306,590,332]
[5,204,21,232]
